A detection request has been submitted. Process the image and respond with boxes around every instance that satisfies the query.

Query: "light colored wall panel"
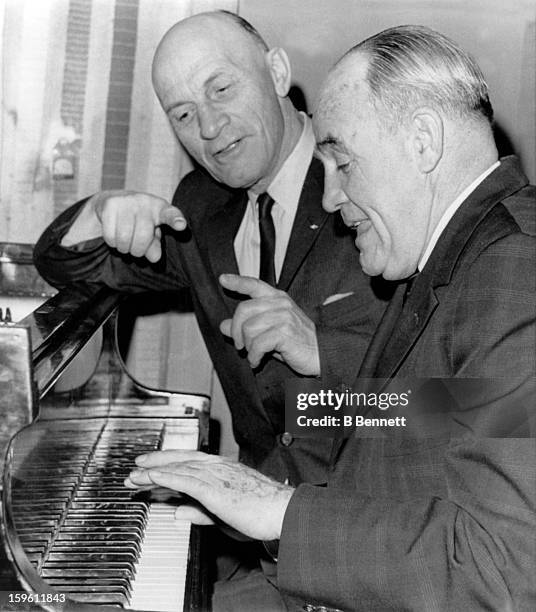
[125,0,192,198]
[77,0,116,198]
[0,0,70,242]
[240,0,536,181]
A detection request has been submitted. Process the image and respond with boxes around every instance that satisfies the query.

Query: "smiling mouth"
[214,139,242,158]
[348,219,368,231]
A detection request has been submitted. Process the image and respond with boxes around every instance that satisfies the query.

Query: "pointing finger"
[159,205,187,231]
[219,274,278,299]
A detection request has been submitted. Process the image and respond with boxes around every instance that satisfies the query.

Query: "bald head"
[150,11,301,191]
[152,12,268,109]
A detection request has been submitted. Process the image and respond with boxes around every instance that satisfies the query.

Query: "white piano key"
[129,504,191,612]
[128,422,199,612]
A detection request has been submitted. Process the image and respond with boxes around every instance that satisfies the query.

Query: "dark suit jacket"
[34,159,389,485]
[278,157,536,611]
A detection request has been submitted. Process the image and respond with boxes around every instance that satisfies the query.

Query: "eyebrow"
[164,73,230,114]
[316,135,342,150]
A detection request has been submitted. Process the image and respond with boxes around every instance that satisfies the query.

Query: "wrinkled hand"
[125,450,294,541]
[62,190,187,262]
[219,274,320,375]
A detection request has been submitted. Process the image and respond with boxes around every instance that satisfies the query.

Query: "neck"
[425,125,498,241]
[250,101,303,194]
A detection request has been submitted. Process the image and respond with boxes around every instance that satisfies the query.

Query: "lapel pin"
[309,223,319,230]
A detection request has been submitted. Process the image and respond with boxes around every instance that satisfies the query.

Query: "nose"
[322,167,347,213]
[197,103,229,140]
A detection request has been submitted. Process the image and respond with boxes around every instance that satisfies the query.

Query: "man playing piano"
[126,25,536,612]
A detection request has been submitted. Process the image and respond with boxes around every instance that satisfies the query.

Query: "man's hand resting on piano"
[125,450,294,541]
[219,273,321,375]
[60,190,187,262]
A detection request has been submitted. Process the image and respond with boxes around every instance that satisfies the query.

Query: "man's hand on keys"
[126,450,294,541]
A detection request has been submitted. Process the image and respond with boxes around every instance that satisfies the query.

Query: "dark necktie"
[258,192,276,286]
[403,271,419,305]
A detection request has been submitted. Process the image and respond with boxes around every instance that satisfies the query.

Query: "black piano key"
[60,527,145,539]
[45,552,137,567]
[19,544,47,554]
[54,532,143,547]
[62,513,147,526]
[13,501,67,512]
[70,501,148,511]
[47,544,140,558]
[16,519,58,530]
[46,577,132,597]
[41,567,135,581]
[43,561,136,571]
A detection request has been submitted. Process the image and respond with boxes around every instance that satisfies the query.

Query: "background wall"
[241,0,536,182]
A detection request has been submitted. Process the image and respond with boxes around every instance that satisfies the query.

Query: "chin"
[216,168,261,189]
[359,254,384,278]
[383,263,415,281]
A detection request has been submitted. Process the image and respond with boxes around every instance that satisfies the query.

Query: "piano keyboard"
[8,416,200,610]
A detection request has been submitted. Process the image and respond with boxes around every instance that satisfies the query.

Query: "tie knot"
[257,192,275,219]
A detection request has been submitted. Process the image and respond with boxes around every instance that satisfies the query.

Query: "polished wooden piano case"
[0,284,212,612]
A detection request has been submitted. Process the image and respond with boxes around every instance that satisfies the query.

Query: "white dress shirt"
[234,113,315,281]
[418,161,500,271]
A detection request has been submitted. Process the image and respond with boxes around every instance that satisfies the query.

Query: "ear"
[265,47,291,97]
[408,108,444,173]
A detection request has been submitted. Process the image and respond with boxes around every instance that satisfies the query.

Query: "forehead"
[314,54,372,140]
[153,20,263,105]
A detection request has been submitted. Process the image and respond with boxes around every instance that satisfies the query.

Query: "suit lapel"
[373,281,439,378]
[328,283,408,465]
[278,158,329,291]
[357,283,406,378]
[205,189,248,308]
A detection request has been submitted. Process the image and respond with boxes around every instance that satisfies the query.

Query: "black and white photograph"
[1,1,535,611]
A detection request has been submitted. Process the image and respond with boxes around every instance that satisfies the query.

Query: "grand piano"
[0,243,212,611]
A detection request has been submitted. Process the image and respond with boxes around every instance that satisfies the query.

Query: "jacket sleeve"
[277,233,536,611]
[33,196,189,293]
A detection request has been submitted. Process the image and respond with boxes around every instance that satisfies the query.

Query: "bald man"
[34,12,387,486]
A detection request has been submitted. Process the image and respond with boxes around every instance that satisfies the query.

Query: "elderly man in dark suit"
[126,25,536,611]
[34,10,387,488]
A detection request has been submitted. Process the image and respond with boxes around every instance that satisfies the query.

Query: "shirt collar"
[247,112,315,210]
[418,160,501,271]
